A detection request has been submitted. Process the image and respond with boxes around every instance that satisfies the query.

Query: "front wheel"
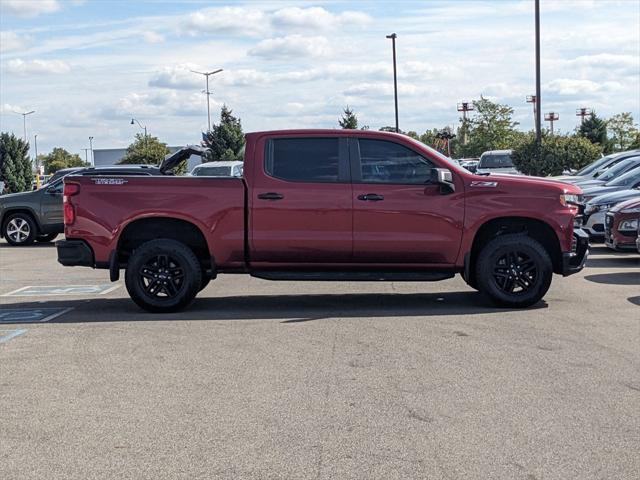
[125,239,201,313]
[475,234,553,308]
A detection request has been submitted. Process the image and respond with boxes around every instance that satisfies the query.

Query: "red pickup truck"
[57,130,588,312]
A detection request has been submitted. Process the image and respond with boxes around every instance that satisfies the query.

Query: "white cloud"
[1,0,60,17]
[0,31,30,53]
[248,35,331,59]
[149,65,202,90]
[142,31,164,44]
[271,7,371,30]
[544,78,621,96]
[184,7,268,37]
[5,58,71,75]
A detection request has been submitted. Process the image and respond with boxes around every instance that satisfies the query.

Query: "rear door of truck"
[248,134,353,264]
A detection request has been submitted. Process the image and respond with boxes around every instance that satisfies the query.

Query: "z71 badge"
[92,178,129,185]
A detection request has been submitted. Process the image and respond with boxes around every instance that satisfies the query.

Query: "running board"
[250,271,455,282]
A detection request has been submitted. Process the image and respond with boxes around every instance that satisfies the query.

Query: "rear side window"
[266,138,340,182]
[479,154,513,168]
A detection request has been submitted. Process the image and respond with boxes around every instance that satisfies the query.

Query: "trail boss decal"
[92,178,129,185]
[470,181,498,187]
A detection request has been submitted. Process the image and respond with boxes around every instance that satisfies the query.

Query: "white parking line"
[2,284,121,297]
[0,329,27,344]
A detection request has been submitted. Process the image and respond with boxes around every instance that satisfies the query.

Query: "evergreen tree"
[0,132,33,193]
[339,106,358,129]
[119,133,170,165]
[577,112,609,152]
[202,105,245,162]
[40,147,87,174]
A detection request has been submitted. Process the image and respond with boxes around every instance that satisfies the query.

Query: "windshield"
[597,158,640,182]
[575,153,617,176]
[479,153,513,169]
[193,166,232,176]
[606,166,640,187]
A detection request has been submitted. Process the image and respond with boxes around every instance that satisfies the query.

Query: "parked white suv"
[476,150,519,175]
[190,161,243,177]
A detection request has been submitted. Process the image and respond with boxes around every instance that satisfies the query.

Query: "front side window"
[266,138,340,182]
[479,154,514,169]
[358,139,434,184]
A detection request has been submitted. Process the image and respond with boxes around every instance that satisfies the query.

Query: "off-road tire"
[125,239,201,313]
[476,234,552,308]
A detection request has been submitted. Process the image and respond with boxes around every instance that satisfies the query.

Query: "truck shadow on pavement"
[628,296,640,306]
[3,291,546,324]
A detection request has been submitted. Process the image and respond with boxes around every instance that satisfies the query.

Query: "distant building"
[93,146,202,172]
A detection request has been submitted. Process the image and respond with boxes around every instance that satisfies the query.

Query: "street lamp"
[34,134,38,169]
[14,110,35,143]
[386,33,399,133]
[130,118,148,150]
[89,136,94,166]
[534,0,542,150]
[526,95,537,127]
[544,112,559,134]
[191,68,223,132]
[457,102,474,144]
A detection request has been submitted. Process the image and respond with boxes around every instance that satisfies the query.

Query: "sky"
[1,0,639,158]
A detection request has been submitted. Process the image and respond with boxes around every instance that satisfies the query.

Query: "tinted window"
[47,181,63,194]
[266,138,339,182]
[479,153,513,168]
[359,139,434,184]
[607,167,640,187]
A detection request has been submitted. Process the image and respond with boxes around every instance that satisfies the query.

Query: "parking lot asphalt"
[1,240,639,480]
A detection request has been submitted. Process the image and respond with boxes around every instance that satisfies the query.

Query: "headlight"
[619,219,639,231]
[560,194,580,207]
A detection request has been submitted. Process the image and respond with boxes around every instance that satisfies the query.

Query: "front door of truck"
[249,135,353,264]
[351,138,464,265]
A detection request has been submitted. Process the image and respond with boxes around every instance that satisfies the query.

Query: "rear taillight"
[63,182,80,225]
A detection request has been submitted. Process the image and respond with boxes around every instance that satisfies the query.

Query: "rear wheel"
[476,234,552,308]
[36,233,58,243]
[3,213,37,246]
[125,239,201,313]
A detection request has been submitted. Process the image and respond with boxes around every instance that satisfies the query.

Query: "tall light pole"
[130,118,148,151]
[386,33,399,133]
[89,136,94,166]
[544,112,559,134]
[82,148,90,164]
[526,95,537,127]
[14,110,35,143]
[576,107,592,124]
[457,102,474,144]
[191,68,223,132]
[34,134,39,169]
[534,0,542,149]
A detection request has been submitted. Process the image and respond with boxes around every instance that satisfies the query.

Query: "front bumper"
[56,239,94,267]
[582,210,606,239]
[562,229,589,276]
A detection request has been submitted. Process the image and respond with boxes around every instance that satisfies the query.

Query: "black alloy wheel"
[138,254,185,299]
[491,250,537,295]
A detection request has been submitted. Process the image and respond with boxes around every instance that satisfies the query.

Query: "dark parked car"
[604,197,640,251]
[581,166,640,201]
[554,150,640,184]
[573,157,640,188]
[0,165,161,246]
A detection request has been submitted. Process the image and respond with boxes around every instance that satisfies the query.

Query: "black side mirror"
[430,168,455,194]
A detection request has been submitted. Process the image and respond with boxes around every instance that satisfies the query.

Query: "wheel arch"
[1,207,42,236]
[466,216,563,286]
[116,217,214,276]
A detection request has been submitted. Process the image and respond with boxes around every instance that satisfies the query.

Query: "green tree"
[577,111,609,151]
[202,105,245,162]
[607,112,637,152]
[119,133,170,166]
[338,106,358,129]
[512,134,601,177]
[40,147,87,174]
[456,96,520,157]
[0,132,33,193]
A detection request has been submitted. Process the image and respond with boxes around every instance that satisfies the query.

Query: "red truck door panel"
[351,138,464,264]
[249,136,353,263]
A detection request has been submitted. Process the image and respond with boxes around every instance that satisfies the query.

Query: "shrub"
[512,135,602,177]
